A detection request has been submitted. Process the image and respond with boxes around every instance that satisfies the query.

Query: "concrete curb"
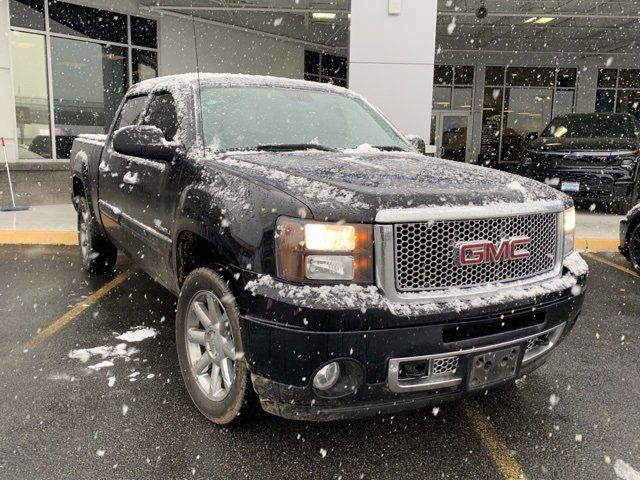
[0,231,77,245]
[0,231,623,253]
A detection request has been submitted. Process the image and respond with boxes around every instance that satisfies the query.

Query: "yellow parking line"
[25,269,134,349]
[0,230,78,245]
[583,252,639,278]
[574,237,619,252]
[463,400,528,480]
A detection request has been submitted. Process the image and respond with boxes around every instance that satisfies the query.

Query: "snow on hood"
[210,150,569,221]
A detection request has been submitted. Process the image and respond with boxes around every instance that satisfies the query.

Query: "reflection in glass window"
[116,96,148,130]
[303,50,348,86]
[50,37,127,158]
[616,90,640,118]
[133,49,158,84]
[432,87,451,110]
[11,31,51,159]
[452,87,473,110]
[9,0,45,30]
[501,88,553,163]
[553,90,575,117]
[48,0,127,44]
[595,90,616,112]
[131,16,158,49]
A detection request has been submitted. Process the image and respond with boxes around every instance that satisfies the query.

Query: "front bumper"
[529,167,636,206]
[238,254,588,421]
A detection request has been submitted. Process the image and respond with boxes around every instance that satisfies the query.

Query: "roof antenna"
[192,15,206,154]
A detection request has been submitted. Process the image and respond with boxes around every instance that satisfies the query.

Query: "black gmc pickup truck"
[70,74,587,424]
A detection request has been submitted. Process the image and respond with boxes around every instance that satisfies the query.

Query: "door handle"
[123,171,139,185]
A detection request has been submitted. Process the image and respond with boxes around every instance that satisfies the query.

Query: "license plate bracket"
[561,181,580,192]
[467,346,520,390]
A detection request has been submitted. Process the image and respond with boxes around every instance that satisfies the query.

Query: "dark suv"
[521,113,640,214]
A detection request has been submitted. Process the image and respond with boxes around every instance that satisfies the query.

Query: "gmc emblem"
[456,237,531,266]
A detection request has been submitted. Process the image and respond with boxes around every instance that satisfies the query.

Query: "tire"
[628,223,640,274]
[176,268,252,425]
[77,196,117,274]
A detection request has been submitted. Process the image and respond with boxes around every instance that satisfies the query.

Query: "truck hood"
[528,136,640,152]
[213,151,568,222]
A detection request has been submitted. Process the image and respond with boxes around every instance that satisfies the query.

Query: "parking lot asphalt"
[0,245,638,480]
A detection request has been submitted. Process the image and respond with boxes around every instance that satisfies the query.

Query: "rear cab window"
[115,95,148,130]
[143,92,179,141]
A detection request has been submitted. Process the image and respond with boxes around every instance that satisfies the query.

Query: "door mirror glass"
[112,125,178,161]
[406,134,426,154]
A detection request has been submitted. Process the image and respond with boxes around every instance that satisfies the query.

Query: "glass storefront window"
[598,69,617,88]
[432,87,451,110]
[9,0,45,30]
[553,90,575,117]
[8,1,159,160]
[616,90,640,117]
[133,49,158,84]
[48,1,127,44]
[432,65,474,111]
[482,66,577,164]
[131,16,158,49]
[11,31,51,159]
[595,89,616,112]
[452,87,473,110]
[50,37,127,158]
[501,88,553,163]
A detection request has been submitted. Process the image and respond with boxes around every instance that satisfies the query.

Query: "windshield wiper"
[371,146,407,152]
[256,143,337,152]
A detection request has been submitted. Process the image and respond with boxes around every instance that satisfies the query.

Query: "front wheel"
[628,223,640,273]
[176,268,252,425]
[77,196,117,274]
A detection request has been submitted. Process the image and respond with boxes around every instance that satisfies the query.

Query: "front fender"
[174,168,310,281]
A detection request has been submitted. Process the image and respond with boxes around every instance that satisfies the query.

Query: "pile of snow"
[115,326,159,343]
[67,326,158,371]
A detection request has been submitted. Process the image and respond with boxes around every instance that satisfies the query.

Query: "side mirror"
[113,125,178,161]
[406,134,426,154]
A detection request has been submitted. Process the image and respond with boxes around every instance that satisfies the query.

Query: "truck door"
[118,91,183,286]
[98,94,149,249]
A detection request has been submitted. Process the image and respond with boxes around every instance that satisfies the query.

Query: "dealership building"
[1,0,639,204]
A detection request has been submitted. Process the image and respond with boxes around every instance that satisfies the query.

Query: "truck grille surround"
[394,213,559,292]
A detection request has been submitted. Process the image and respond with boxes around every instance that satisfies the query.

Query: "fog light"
[312,362,341,391]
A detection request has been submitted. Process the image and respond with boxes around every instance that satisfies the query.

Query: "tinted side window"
[144,93,178,141]
[116,96,147,130]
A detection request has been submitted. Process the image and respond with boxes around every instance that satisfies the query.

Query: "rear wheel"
[628,223,640,273]
[176,268,252,425]
[77,196,117,274]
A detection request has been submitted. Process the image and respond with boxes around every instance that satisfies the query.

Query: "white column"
[0,0,17,162]
[349,0,437,141]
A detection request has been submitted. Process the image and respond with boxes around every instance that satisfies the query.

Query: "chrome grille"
[394,213,559,292]
[432,356,459,376]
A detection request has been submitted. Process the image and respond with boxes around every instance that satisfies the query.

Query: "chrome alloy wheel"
[78,203,90,263]
[185,291,237,401]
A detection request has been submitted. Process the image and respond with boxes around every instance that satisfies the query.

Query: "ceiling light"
[523,17,537,23]
[312,12,337,20]
[533,17,555,24]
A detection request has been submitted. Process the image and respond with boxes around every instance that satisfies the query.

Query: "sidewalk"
[0,203,77,244]
[0,203,623,251]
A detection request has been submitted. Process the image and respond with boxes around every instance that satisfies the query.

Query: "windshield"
[199,86,410,152]
[541,114,637,139]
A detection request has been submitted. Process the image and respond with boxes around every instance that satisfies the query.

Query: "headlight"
[619,156,638,171]
[563,206,575,256]
[276,217,373,283]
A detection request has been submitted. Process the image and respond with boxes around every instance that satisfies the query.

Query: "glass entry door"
[432,112,471,162]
